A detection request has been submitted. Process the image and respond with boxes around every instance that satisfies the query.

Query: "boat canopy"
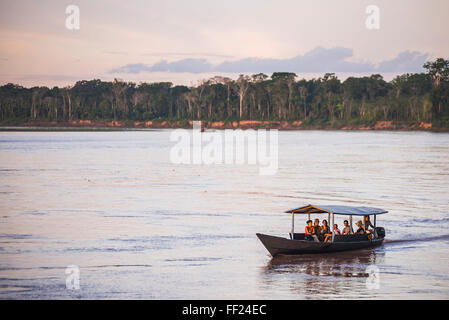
[285,204,388,216]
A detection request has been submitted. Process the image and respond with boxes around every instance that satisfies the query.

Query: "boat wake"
[384,234,449,245]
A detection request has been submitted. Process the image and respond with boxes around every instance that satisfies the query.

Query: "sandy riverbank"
[0,120,443,131]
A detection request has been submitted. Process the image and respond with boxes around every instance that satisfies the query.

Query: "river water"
[0,129,448,299]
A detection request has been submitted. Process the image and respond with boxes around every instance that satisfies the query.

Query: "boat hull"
[256,233,384,257]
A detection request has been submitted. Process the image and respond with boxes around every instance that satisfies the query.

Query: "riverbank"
[0,120,446,131]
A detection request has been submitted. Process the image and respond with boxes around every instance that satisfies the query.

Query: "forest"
[1,58,448,128]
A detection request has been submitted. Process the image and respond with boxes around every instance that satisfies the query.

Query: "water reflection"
[260,249,386,298]
[266,248,384,274]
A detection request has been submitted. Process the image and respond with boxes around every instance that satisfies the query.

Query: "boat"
[256,204,387,257]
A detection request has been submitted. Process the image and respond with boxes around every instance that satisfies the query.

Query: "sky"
[0,0,448,87]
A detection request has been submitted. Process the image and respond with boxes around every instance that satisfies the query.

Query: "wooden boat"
[257,204,387,257]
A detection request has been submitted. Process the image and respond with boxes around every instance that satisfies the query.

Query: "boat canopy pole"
[331,213,335,242]
[349,215,354,234]
[373,215,377,240]
[291,212,295,240]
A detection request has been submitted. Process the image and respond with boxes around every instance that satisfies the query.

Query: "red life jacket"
[305,226,314,235]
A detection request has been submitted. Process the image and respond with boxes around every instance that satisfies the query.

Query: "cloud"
[214,47,376,73]
[110,63,153,74]
[149,58,213,73]
[109,47,429,75]
[377,51,428,73]
[110,59,213,74]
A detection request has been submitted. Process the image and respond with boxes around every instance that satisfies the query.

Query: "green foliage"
[1,59,448,127]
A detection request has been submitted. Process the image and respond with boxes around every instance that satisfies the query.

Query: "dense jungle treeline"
[1,58,449,128]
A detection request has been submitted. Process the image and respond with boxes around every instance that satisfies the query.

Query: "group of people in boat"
[304,216,375,242]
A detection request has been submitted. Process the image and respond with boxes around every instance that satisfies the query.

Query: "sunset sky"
[0,0,448,87]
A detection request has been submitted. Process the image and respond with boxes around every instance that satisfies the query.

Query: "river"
[0,129,448,299]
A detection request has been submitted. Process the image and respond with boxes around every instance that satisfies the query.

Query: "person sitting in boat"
[356,220,374,241]
[305,220,314,241]
[310,219,321,241]
[333,224,341,235]
[363,216,375,232]
[363,216,375,240]
[323,223,341,242]
[312,219,320,238]
[342,220,352,235]
[322,220,333,242]
[355,221,365,234]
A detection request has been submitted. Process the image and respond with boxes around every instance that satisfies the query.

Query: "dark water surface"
[0,130,448,299]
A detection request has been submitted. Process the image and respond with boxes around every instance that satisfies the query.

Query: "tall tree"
[424,58,449,88]
[234,75,250,119]
[322,73,341,122]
